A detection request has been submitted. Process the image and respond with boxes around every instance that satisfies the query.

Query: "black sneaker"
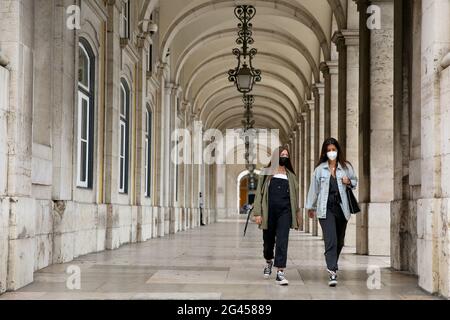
[276,270,289,286]
[328,269,337,287]
[263,261,273,279]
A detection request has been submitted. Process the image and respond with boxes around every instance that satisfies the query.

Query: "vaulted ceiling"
[143,0,347,142]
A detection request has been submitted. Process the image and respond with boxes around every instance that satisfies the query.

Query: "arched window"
[145,106,152,197]
[119,79,130,194]
[77,39,95,188]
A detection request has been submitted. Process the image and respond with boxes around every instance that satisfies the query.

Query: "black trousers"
[318,202,348,272]
[263,201,292,269]
[200,207,204,224]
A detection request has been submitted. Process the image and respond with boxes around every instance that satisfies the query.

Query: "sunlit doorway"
[236,170,260,214]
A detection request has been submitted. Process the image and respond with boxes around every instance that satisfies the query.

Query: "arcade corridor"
[0,217,438,300]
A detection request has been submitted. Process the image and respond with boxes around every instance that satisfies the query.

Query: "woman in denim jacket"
[305,138,358,287]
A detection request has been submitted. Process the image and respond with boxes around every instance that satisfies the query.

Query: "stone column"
[327,60,339,139]
[191,118,202,227]
[293,123,299,173]
[342,29,360,250]
[307,96,318,236]
[332,31,348,149]
[417,0,450,297]
[314,83,325,149]
[0,65,10,294]
[302,108,311,234]
[290,132,297,173]
[154,65,170,237]
[0,0,36,291]
[355,0,372,256]
[169,86,181,234]
[178,102,187,231]
[104,1,122,206]
[182,102,192,229]
[162,82,174,235]
[296,117,305,231]
[320,63,331,139]
[367,0,395,256]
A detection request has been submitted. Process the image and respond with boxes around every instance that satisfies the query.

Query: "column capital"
[319,62,330,77]
[341,29,360,47]
[179,100,189,114]
[441,52,450,70]
[289,133,294,141]
[157,61,170,79]
[190,112,200,122]
[306,100,315,111]
[331,31,345,52]
[165,82,175,91]
[171,85,182,96]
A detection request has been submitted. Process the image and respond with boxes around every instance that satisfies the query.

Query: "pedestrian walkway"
[0,217,439,300]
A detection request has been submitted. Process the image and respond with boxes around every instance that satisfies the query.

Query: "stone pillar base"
[312,216,318,236]
[164,207,171,235]
[303,208,310,233]
[356,202,369,255]
[105,204,136,250]
[390,199,417,272]
[0,198,9,293]
[158,207,166,237]
[346,216,357,249]
[367,202,391,256]
[417,197,450,298]
[7,197,36,291]
[152,206,159,238]
[137,206,153,242]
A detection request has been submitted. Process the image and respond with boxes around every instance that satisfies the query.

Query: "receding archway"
[236,169,261,214]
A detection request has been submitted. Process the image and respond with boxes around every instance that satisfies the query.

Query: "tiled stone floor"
[0,217,441,300]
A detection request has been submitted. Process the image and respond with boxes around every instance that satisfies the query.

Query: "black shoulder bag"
[346,185,360,214]
[344,163,360,214]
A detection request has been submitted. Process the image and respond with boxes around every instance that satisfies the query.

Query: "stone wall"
[0,66,7,195]
[0,67,9,293]
[0,198,8,294]
[1,197,188,292]
[438,62,450,297]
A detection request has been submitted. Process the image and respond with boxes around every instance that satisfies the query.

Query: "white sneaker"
[276,270,289,286]
[327,269,338,287]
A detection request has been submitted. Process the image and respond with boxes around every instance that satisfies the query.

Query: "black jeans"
[263,178,291,269]
[318,202,348,272]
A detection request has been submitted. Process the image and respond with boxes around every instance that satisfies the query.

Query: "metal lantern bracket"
[228,5,262,94]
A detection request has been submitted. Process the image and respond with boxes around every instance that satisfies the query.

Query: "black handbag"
[346,186,360,214]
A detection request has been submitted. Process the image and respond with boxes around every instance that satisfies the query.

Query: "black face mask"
[279,156,289,167]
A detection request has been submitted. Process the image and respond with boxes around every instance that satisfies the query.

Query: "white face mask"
[327,151,338,161]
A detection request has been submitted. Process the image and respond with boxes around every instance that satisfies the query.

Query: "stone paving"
[0,217,440,300]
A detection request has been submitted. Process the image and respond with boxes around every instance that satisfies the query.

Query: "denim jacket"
[305,161,358,221]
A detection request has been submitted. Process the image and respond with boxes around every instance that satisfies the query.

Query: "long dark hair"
[316,138,349,169]
[265,146,296,175]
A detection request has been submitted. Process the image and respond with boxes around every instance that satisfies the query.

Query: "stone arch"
[159,0,331,64]
[174,28,320,85]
